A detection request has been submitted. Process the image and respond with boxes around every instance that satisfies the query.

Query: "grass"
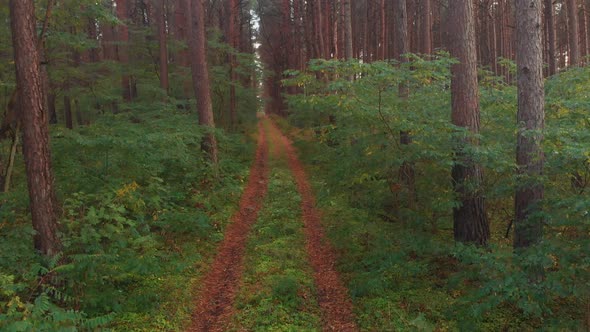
[112,120,257,331]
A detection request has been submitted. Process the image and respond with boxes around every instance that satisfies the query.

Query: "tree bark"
[580,1,589,59]
[514,0,545,249]
[315,0,328,59]
[227,0,239,128]
[157,0,169,94]
[184,0,219,164]
[3,124,20,192]
[9,0,60,256]
[567,0,580,66]
[544,0,557,75]
[115,0,133,101]
[380,0,386,60]
[64,95,73,129]
[343,0,353,60]
[48,92,57,124]
[448,0,490,246]
[393,0,416,207]
[421,0,432,55]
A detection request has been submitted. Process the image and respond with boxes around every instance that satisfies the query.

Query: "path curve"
[267,120,358,332]
[187,121,269,332]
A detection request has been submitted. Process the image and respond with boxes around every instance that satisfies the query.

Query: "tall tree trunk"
[173,0,188,66]
[48,92,57,124]
[379,0,387,60]
[448,0,490,246]
[75,99,83,127]
[157,0,169,94]
[567,0,581,65]
[227,0,239,129]
[343,0,353,60]
[115,0,133,101]
[184,0,219,164]
[87,17,100,62]
[422,0,432,54]
[545,0,557,75]
[586,0,590,56]
[514,0,545,249]
[316,0,326,58]
[64,95,73,129]
[580,1,589,59]
[9,0,60,256]
[102,22,117,60]
[393,0,416,207]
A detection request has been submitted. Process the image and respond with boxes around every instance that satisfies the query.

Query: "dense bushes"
[0,107,256,330]
[283,56,590,329]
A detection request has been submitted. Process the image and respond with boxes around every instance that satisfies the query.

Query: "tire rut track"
[187,121,270,332]
[267,119,358,332]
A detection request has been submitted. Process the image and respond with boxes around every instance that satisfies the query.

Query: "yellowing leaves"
[116,181,139,198]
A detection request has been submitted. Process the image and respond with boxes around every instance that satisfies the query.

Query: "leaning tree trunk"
[514,0,545,249]
[9,0,60,256]
[184,0,219,164]
[448,0,490,246]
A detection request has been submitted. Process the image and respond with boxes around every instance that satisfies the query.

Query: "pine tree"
[514,0,545,248]
[9,0,61,256]
[448,0,490,246]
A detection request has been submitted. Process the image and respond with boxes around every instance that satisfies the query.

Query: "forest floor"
[186,116,358,331]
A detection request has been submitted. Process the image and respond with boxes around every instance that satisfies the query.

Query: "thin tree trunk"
[9,0,60,256]
[422,0,432,54]
[587,0,590,56]
[48,92,57,124]
[75,99,83,126]
[448,0,490,246]
[491,6,498,74]
[157,0,169,94]
[344,0,353,60]
[567,0,580,65]
[115,0,132,101]
[394,0,416,207]
[316,0,326,58]
[545,0,557,75]
[514,0,545,249]
[380,0,386,60]
[87,17,100,62]
[3,124,19,192]
[184,0,219,164]
[224,0,239,129]
[64,95,73,129]
[580,1,589,59]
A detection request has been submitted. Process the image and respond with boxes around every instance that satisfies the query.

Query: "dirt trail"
[267,120,358,332]
[187,121,269,332]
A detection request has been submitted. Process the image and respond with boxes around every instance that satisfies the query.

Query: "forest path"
[187,121,270,332]
[187,117,357,331]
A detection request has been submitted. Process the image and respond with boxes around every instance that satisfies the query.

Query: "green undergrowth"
[278,58,589,330]
[227,138,322,331]
[275,119,542,331]
[0,104,255,331]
